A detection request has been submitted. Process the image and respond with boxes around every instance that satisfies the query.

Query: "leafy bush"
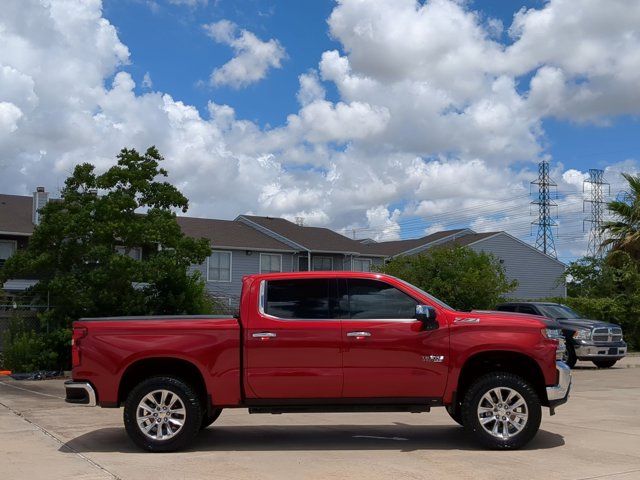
[2,316,71,372]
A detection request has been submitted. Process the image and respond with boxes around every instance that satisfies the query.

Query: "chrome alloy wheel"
[136,389,187,441]
[477,387,528,440]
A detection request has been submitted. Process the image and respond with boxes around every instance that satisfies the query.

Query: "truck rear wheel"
[461,372,541,450]
[201,408,222,429]
[123,376,203,452]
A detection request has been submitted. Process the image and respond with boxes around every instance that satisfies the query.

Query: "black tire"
[124,376,203,452]
[593,359,617,369]
[446,404,464,427]
[565,343,577,368]
[461,372,542,450]
[200,408,222,429]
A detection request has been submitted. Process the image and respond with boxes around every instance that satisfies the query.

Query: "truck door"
[244,277,343,399]
[340,278,449,399]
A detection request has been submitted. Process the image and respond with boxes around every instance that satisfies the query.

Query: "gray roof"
[359,229,469,256]
[439,232,500,247]
[176,217,294,251]
[0,194,34,234]
[238,215,384,255]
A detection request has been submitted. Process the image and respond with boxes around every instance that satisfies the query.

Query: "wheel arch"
[118,357,208,407]
[453,350,549,409]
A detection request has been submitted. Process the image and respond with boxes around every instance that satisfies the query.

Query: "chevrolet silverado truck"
[495,302,627,369]
[65,272,571,452]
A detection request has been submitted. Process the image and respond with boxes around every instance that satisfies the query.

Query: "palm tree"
[601,173,640,260]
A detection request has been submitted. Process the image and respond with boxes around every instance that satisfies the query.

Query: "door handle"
[347,331,371,338]
[252,332,277,339]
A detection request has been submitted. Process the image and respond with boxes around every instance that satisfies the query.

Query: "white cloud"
[203,20,286,89]
[168,0,207,6]
[365,206,401,241]
[0,101,23,134]
[142,72,153,89]
[2,0,640,262]
[296,71,325,106]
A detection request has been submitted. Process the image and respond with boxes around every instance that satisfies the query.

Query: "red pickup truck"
[65,272,571,452]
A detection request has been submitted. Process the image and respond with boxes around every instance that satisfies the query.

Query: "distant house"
[0,188,565,307]
[360,230,566,299]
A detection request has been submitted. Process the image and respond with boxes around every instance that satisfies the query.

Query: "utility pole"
[583,169,610,258]
[531,160,558,258]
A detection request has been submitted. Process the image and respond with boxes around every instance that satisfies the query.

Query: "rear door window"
[264,279,331,319]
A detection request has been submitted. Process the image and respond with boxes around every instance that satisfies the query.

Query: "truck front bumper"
[546,361,571,410]
[65,381,97,406]
[575,342,627,360]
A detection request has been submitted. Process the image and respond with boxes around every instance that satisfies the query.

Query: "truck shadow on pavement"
[60,424,564,453]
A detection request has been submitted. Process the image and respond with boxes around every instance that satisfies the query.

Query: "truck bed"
[73,315,242,407]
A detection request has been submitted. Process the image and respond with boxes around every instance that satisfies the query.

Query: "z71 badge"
[422,355,445,363]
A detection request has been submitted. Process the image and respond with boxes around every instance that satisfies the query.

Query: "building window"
[207,251,232,282]
[352,258,372,272]
[115,246,142,261]
[312,256,333,271]
[0,240,17,268]
[260,253,282,273]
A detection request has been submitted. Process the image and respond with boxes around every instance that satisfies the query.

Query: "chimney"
[32,186,49,225]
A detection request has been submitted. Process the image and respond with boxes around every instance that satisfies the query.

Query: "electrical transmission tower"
[583,169,610,257]
[531,160,558,258]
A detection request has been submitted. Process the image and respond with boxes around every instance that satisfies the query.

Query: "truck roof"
[244,271,391,281]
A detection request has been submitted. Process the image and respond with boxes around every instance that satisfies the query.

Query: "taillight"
[71,327,87,368]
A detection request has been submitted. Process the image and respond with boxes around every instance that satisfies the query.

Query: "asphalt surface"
[1,357,640,480]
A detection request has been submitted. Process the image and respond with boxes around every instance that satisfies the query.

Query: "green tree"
[559,252,640,349]
[601,173,640,260]
[376,245,517,311]
[0,147,213,369]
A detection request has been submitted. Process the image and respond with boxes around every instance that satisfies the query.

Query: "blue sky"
[3,0,640,261]
[103,0,639,174]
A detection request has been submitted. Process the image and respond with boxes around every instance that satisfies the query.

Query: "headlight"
[542,328,563,340]
[573,329,591,340]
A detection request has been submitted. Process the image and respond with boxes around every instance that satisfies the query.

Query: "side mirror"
[416,305,438,330]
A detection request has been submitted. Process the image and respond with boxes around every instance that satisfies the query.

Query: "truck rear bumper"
[575,343,627,360]
[546,361,571,409]
[65,381,97,406]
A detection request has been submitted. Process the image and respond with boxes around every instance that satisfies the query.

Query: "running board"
[248,404,431,414]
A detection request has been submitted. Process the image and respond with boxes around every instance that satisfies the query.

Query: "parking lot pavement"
[1,357,640,480]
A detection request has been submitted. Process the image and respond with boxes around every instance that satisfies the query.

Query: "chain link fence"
[0,292,50,352]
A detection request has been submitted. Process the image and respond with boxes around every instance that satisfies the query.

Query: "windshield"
[537,304,582,320]
[394,277,454,310]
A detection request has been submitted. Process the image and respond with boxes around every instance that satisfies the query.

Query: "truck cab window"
[517,305,539,315]
[348,279,417,319]
[265,279,331,319]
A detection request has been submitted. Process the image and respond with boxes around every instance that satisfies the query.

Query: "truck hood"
[469,310,561,329]
[556,318,620,330]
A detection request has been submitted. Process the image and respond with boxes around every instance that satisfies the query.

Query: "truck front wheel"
[123,376,203,452]
[461,372,542,450]
[592,359,617,368]
[446,404,464,427]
